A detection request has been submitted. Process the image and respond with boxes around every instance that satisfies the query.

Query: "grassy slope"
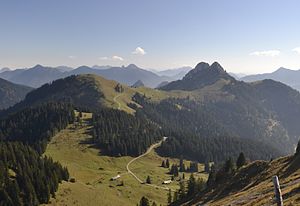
[85,74,190,114]
[44,112,207,206]
[188,156,300,206]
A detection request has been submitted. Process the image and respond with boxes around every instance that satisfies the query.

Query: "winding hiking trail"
[113,93,123,110]
[113,94,172,191]
[126,137,173,191]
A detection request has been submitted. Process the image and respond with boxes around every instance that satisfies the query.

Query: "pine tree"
[179,156,185,172]
[187,173,196,196]
[166,159,170,168]
[139,196,150,206]
[173,191,178,202]
[204,161,210,173]
[170,164,179,177]
[178,180,185,200]
[296,140,300,156]
[167,189,172,204]
[236,152,246,168]
[161,160,165,168]
[224,157,235,174]
[146,176,151,184]
[207,164,216,187]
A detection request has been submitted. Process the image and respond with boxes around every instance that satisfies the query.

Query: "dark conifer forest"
[92,108,162,156]
[0,142,69,206]
[0,103,74,205]
[0,102,75,154]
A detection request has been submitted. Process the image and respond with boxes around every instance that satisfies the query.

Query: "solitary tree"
[146,176,151,184]
[236,152,246,168]
[139,196,150,206]
[161,160,166,168]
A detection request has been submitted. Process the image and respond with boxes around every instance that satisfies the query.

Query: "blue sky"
[1,0,300,73]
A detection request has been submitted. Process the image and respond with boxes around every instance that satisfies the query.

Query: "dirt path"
[126,137,173,191]
[113,93,123,110]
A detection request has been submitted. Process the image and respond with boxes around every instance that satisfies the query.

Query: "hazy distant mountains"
[241,67,300,91]
[0,67,11,73]
[154,66,193,79]
[0,64,189,88]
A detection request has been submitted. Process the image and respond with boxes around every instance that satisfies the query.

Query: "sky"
[0,0,300,74]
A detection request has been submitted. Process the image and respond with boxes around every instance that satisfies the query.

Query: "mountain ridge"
[0,64,174,88]
[241,67,300,91]
[161,62,235,91]
[0,78,33,109]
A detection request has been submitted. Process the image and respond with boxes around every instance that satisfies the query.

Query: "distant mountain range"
[0,78,32,109]
[0,67,11,73]
[241,67,300,91]
[0,64,188,88]
[153,66,193,79]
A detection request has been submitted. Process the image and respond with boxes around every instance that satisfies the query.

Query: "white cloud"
[249,50,280,57]
[132,47,146,55]
[112,55,124,61]
[292,47,300,55]
[68,55,76,59]
[99,56,108,60]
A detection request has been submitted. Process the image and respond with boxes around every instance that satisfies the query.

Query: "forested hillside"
[156,62,300,156]
[133,93,281,163]
[92,108,162,156]
[1,75,105,116]
[0,103,74,205]
[0,103,75,154]
[0,78,32,110]
[0,142,69,206]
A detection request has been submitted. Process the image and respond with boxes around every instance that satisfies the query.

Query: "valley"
[44,112,207,206]
[2,62,300,206]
